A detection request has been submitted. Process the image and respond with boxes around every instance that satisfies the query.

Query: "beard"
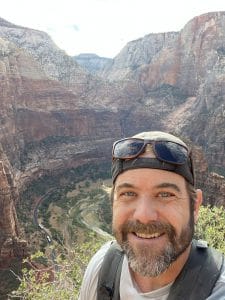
[112,215,194,277]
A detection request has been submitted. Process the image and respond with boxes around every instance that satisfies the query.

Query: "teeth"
[135,232,161,239]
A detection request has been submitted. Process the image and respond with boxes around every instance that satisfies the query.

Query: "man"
[79,131,225,299]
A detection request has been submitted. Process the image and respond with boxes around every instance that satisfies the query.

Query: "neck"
[130,245,191,293]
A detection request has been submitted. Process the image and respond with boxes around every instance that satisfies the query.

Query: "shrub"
[195,205,225,253]
[9,233,110,299]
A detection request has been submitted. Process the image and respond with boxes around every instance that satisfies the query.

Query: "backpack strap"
[97,241,124,300]
[167,240,224,300]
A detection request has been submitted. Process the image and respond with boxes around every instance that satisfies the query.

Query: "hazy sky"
[1,0,225,58]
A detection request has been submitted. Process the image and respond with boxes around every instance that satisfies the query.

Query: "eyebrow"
[155,183,181,192]
[115,183,135,192]
[115,182,181,193]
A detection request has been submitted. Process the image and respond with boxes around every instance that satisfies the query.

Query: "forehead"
[115,168,186,188]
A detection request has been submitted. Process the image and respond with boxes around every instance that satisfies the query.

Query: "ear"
[194,189,203,223]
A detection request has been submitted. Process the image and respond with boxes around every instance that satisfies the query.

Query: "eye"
[121,191,136,197]
[157,191,175,199]
[118,191,137,201]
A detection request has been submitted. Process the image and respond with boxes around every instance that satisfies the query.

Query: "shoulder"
[83,241,112,279]
[78,241,112,300]
[207,253,225,299]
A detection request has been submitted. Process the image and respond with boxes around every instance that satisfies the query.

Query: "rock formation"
[0,149,27,268]
[101,31,179,82]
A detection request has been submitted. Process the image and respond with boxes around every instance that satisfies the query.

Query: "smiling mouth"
[133,232,164,239]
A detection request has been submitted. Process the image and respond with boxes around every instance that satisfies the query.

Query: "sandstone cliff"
[0,17,133,109]
[0,17,90,97]
[101,31,179,82]
[0,149,27,268]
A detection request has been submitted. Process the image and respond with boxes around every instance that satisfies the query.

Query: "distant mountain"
[73,53,112,74]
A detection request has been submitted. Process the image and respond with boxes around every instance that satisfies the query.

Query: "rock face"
[0,12,225,266]
[101,32,179,81]
[0,18,130,109]
[74,53,112,74]
[0,17,90,97]
[0,150,27,268]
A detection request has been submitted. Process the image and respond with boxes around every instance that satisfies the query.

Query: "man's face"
[112,168,201,277]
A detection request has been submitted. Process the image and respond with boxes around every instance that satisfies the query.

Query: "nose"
[132,195,158,224]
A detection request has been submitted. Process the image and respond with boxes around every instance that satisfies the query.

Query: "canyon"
[0,11,225,273]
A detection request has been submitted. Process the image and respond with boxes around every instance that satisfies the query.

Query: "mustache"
[120,220,176,238]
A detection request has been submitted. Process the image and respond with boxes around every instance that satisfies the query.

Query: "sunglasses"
[112,138,190,165]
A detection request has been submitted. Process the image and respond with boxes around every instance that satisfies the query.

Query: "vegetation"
[195,205,225,253]
[17,161,111,242]
[9,233,109,300]
[8,205,225,299]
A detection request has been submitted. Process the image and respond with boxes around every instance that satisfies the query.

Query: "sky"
[1,0,225,58]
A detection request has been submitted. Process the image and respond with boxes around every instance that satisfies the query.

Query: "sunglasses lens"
[155,141,188,164]
[114,139,144,158]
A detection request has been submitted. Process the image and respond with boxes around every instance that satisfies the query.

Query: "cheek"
[112,201,132,228]
[162,204,190,232]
